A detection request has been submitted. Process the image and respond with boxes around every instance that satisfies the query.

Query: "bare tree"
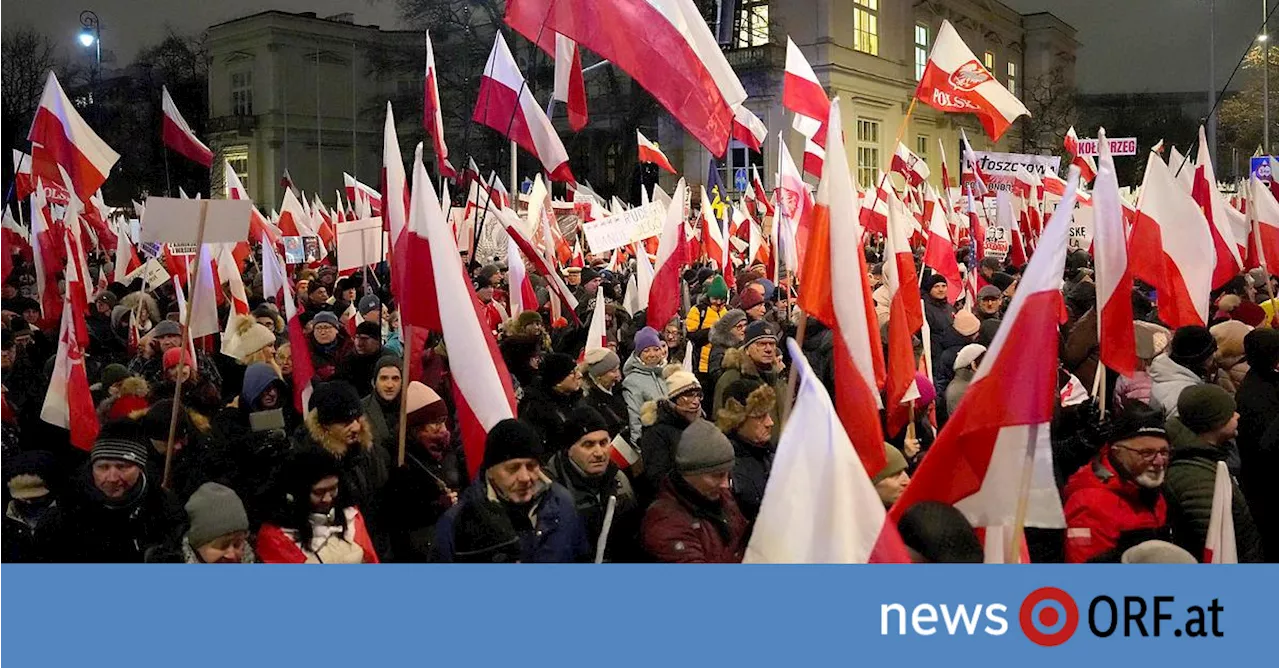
[1018,65,1075,156]
[2,26,63,186]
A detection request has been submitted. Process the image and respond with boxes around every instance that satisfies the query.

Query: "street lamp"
[79,10,101,66]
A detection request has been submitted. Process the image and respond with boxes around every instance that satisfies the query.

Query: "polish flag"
[499,207,580,315]
[1092,128,1137,378]
[553,35,589,132]
[959,131,990,198]
[731,105,767,152]
[261,240,296,320]
[796,98,887,477]
[1246,175,1279,274]
[776,136,813,272]
[382,104,411,302]
[27,72,119,200]
[859,174,891,236]
[1191,126,1244,289]
[747,217,770,269]
[423,30,457,179]
[216,243,251,317]
[29,185,64,323]
[802,137,825,178]
[473,32,573,182]
[583,284,608,356]
[647,179,689,329]
[506,233,539,315]
[404,142,517,479]
[1063,127,1097,183]
[1204,460,1238,563]
[609,433,641,469]
[637,130,677,174]
[225,160,280,246]
[745,339,910,563]
[1129,152,1215,328]
[1166,146,1195,193]
[13,150,35,200]
[79,191,117,252]
[700,187,728,269]
[188,244,221,340]
[916,21,1030,141]
[923,185,962,304]
[345,172,383,218]
[883,190,924,436]
[509,0,745,157]
[40,300,98,450]
[750,165,774,218]
[161,86,214,168]
[113,227,142,283]
[783,37,829,143]
[277,187,317,238]
[888,168,1082,553]
[58,169,95,331]
[891,141,931,187]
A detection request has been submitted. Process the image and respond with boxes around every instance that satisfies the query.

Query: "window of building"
[225,146,250,190]
[734,0,769,48]
[854,0,878,56]
[1007,61,1017,96]
[914,24,930,80]
[983,51,994,70]
[915,135,929,163]
[855,117,880,189]
[728,143,766,194]
[231,71,253,116]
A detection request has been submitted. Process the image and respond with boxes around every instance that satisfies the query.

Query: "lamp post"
[79,10,101,105]
[1261,1,1270,157]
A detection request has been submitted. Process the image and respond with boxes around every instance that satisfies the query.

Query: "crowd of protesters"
[2,243,1276,564]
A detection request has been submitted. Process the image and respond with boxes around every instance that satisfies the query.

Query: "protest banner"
[983,225,1009,261]
[139,197,251,244]
[581,201,664,253]
[166,243,198,256]
[1071,136,1137,156]
[1068,204,1094,251]
[336,218,384,272]
[141,258,171,290]
[968,151,1061,193]
[282,237,305,264]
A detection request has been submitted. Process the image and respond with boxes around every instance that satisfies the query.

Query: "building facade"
[205,11,417,212]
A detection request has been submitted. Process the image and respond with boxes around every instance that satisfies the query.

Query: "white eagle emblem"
[948,60,993,91]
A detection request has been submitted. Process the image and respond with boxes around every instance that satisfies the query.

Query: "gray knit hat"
[582,348,620,378]
[184,482,249,549]
[311,311,341,328]
[675,419,735,475]
[90,423,150,468]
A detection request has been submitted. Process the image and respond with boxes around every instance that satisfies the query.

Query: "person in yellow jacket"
[686,275,729,378]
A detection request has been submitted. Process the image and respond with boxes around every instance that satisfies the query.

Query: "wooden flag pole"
[396,322,412,468]
[1005,422,1040,564]
[162,199,209,490]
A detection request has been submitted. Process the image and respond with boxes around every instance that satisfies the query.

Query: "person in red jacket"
[257,449,379,564]
[642,419,748,563]
[1062,403,1172,563]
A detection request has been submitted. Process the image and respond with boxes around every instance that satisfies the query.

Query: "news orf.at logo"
[1020,587,1079,646]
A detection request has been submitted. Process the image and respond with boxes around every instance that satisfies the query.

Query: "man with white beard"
[1062,403,1173,562]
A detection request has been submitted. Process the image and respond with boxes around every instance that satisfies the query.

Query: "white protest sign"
[141,258,171,290]
[970,152,1062,194]
[1068,204,1094,251]
[1072,137,1137,157]
[140,197,252,244]
[581,201,665,254]
[983,226,1009,261]
[336,218,384,272]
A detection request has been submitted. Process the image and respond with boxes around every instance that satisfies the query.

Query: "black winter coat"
[580,384,630,442]
[728,430,773,524]
[382,444,465,562]
[635,400,695,505]
[1163,440,1265,563]
[546,451,640,562]
[39,470,185,563]
[517,383,578,446]
[208,406,293,528]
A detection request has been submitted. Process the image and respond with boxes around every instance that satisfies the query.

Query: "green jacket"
[1162,420,1264,562]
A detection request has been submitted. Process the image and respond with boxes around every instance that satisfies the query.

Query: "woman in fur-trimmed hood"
[290,381,389,527]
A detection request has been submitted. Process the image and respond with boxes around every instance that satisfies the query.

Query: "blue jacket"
[432,476,590,563]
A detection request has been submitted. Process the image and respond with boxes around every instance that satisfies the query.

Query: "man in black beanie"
[432,418,588,563]
[293,381,389,527]
[337,320,385,390]
[545,406,639,561]
[517,352,581,446]
[1149,325,1218,419]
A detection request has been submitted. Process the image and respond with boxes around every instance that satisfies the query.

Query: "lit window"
[225,146,250,189]
[231,71,253,116]
[983,51,994,70]
[735,0,769,48]
[855,117,881,189]
[854,0,878,56]
[916,135,929,163]
[1007,61,1017,96]
[914,24,929,80]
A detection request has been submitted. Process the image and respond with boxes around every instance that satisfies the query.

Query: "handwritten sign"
[141,258,171,291]
[581,201,665,254]
[1068,205,1094,252]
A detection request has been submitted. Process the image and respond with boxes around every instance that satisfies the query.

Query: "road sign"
[1250,156,1275,185]
[733,168,748,191]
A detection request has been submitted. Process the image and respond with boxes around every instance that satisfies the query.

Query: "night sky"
[5,0,1276,94]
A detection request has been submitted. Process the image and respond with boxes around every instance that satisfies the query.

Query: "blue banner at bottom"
[3,565,1276,666]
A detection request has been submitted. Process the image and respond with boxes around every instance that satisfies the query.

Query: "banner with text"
[582,201,665,254]
[967,152,1062,194]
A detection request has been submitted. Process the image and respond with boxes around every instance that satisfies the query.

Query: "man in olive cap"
[873,443,910,510]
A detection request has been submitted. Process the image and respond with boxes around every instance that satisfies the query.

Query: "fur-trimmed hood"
[709,309,747,348]
[715,383,777,432]
[120,291,161,325]
[302,409,374,458]
[721,346,783,377]
[640,398,689,429]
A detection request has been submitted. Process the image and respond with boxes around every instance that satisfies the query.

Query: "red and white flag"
[423,30,457,179]
[583,284,608,356]
[27,72,119,200]
[637,130,677,174]
[1204,460,1238,563]
[216,243,251,317]
[13,150,35,200]
[916,20,1030,141]
[1130,152,1215,328]
[382,104,411,307]
[700,187,729,270]
[40,299,98,450]
[959,130,990,198]
[1063,126,1097,183]
[553,35,589,132]
[1092,128,1137,378]
[344,172,383,218]
[1191,126,1244,288]
[802,136,825,178]
[609,433,641,469]
[888,168,1083,558]
[506,233,539,315]
[922,185,962,304]
[1246,175,1279,273]
[883,189,924,436]
[473,32,573,182]
[404,142,518,479]
[161,85,213,168]
[859,173,891,236]
[507,0,745,157]
[113,225,142,283]
[890,141,930,187]
[796,98,887,476]
[783,37,828,143]
[731,105,767,152]
[647,179,689,329]
[499,207,580,316]
[225,160,281,246]
[746,338,910,563]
